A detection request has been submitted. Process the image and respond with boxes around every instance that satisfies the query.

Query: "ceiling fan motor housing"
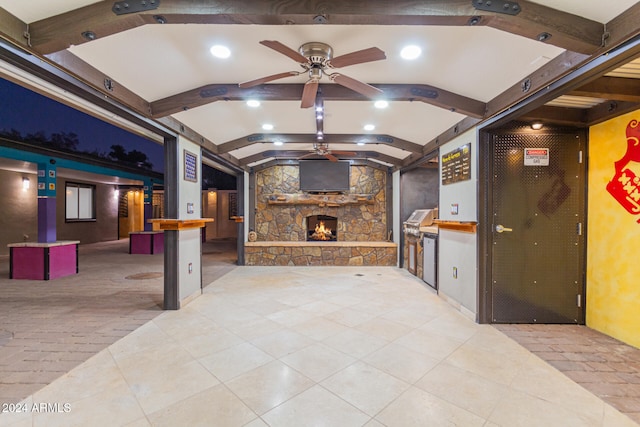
[299,42,333,66]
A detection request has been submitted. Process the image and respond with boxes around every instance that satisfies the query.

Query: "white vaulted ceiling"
[0,1,638,168]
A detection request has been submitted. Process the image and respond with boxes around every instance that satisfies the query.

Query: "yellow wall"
[588,111,640,348]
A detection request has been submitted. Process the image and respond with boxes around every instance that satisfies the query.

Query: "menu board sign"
[441,144,471,185]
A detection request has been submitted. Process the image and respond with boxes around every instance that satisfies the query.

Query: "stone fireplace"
[245,164,397,266]
[307,215,337,241]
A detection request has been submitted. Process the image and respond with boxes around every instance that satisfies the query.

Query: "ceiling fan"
[298,142,356,162]
[239,40,386,108]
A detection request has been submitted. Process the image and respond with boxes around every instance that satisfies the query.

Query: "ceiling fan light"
[400,45,421,60]
[210,45,231,59]
[374,100,389,109]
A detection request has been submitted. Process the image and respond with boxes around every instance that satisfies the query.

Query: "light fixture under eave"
[531,122,544,130]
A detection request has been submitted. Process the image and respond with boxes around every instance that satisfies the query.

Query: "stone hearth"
[245,242,397,266]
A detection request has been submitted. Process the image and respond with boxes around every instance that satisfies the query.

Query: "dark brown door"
[490,130,585,323]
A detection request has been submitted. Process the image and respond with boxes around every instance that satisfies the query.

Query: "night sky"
[0,77,165,172]
[0,77,237,189]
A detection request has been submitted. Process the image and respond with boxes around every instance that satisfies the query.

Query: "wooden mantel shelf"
[267,193,374,207]
[148,218,213,230]
[434,220,477,233]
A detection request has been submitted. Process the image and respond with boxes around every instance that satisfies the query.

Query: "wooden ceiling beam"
[218,133,423,154]
[46,50,152,117]
[0,7,28,48]
[150,83,485,119]
[568,76,640,103]
[24,0,602,55]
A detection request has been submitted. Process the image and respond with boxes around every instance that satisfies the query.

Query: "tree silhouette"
[109,144,153,170]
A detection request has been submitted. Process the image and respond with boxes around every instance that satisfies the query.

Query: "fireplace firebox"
[307,215,337,241]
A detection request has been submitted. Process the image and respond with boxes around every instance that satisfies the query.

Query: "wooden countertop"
[7,241,80,248]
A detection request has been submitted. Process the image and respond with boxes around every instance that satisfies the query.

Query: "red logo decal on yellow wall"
[607,119,640,222]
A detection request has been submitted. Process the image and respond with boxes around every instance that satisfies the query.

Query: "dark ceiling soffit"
[149,83,486,119]
[218,133,423,154]
[23,1,602,55]
[481,34,640,131]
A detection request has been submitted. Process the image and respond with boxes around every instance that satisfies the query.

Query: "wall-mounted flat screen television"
[299,160,350,192]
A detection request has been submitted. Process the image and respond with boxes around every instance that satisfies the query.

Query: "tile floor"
[0,239,236,405]
[1,266,637,426]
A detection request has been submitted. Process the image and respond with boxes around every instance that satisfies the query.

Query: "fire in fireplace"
[307,215,337,241]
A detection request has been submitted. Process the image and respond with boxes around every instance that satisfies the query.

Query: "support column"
[162,135,203,310]
[37,161,57,243]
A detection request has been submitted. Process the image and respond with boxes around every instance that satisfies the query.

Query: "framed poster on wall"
[184,150,198,182]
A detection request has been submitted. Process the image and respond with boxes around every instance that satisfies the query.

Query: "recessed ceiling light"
[363,124,375,131]
[374,100,389,109]
[262,123,274,130]
[400,45,421,60]
[246,100,260,107]
[210,45,231,59]
[357,142,366,146]
[315,106,323,112]
[273,141,283,146]
[316,114,323,120]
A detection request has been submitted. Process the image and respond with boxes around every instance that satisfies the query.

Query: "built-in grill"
[403,208,438,236]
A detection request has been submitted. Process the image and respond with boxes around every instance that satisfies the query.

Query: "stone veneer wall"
[245,243,397,266]
[254,164,387,241]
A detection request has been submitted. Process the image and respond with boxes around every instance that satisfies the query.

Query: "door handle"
[495,224,513,233]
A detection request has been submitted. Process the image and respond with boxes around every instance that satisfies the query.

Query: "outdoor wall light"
[22,177,30,191]
[531,122,544,130]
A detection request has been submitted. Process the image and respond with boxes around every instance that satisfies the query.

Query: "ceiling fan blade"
[301,80,319,108]
[324,153,339,162]
[331,73,383,98]
[328,47,386,68]
[331,150,357,156]
[238,71,299,88]
[260,40,309,64]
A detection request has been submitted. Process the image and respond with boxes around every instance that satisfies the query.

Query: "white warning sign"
[524,148,549,166]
